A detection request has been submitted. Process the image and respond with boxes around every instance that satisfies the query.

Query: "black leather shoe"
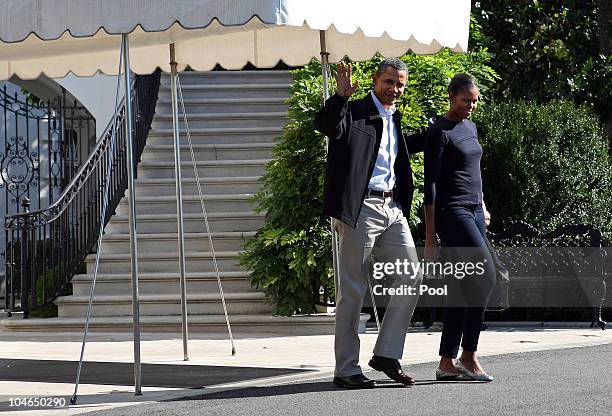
[368,355,416,385]
[333,373,376,389]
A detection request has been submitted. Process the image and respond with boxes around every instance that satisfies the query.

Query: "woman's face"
[449,86,479,119]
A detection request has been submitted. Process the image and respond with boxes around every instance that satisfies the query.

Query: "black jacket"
[315,93,426,228]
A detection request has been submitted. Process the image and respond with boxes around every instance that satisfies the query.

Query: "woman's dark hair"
[448,73,478,95]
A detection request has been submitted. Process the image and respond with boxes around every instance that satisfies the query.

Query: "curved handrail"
[1,84,96,214]
[4,110,123,228]
[7,102,125,218]
[3,69,161,316]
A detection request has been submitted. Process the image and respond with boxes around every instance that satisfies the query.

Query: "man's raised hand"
[334,61,359,98]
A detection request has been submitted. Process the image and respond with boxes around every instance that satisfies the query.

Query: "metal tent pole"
[319,31,379,330]
[319,30,340,295]
[169,43,190,361]
[122,34,142,395]
[70,41,125,406]
[176,76,236,356]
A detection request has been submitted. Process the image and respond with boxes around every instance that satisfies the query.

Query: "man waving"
[315,58,426,388]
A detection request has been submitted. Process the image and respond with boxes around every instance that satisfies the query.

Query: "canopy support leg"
[70,38,126,406]
[319,30,341,306]
[122,33,142,395]
[170,43,190,361]
[176,75,236,356]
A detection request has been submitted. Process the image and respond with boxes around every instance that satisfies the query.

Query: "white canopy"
[0,0,471,80]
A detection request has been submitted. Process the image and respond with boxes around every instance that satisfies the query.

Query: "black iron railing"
[2,70,161,317]
[1,86,95,219]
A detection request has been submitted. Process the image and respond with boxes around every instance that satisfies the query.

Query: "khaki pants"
[334,197,422,377]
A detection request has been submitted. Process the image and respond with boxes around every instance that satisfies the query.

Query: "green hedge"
[240,50,498,315]
[475,99,612,240]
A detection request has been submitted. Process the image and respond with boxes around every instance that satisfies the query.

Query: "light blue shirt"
[368,91,398,191]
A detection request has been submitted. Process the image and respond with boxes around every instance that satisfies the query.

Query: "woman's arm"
[405,116,438,154]
[482,195,491,226]
[404,126,428,154]
[424,205,438,261]
[423,128,446,260]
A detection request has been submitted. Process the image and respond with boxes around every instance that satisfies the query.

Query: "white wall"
[54,73,125,139]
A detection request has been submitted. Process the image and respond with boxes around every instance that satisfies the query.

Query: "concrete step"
[55,292,274,317]
[140,143,275,162]
[158,84,291,99]
[71,271,256,295]
[134,177,262,197]
[105,212,264,234]
[0,314,336,334]
[155,97,288,114]
[116,194,257,215]
[100,231,255,254]
[85,251,243,273]
[137,159,270,179]
[147,127,283,145]
[0,70,345,336]
[151,112,288,129]
[160,70,293,86]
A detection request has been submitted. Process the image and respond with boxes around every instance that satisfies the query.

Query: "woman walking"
[424,73,496,382]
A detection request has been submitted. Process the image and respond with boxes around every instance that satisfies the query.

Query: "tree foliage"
[471,0,612,134]
[475,99,612,239]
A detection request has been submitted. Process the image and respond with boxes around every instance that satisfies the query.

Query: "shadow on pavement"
[0,358,311,388]
[171,375,486,402]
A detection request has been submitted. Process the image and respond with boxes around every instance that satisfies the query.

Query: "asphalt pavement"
[86,343,612,416]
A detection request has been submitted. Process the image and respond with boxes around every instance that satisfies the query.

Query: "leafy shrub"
[5,239,80,318]
[241,50,498,315]
[29,263,70,318]
[475,99,612,239]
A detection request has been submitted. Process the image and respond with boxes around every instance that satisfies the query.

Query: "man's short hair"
[376,58,408,76]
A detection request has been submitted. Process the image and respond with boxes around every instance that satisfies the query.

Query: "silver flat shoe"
[435,367,464,381]
[456,360,494,382]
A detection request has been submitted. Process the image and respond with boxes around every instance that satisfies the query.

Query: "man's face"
[372,67,407,109]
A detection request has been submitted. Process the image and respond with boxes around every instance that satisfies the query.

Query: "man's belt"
[366,189,393,198]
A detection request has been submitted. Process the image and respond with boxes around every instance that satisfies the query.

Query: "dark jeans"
[436,204,496,358]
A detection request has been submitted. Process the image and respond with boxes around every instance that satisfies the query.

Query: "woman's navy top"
[424,116,483,207]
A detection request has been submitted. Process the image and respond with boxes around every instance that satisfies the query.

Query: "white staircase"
[1,70,334,334]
